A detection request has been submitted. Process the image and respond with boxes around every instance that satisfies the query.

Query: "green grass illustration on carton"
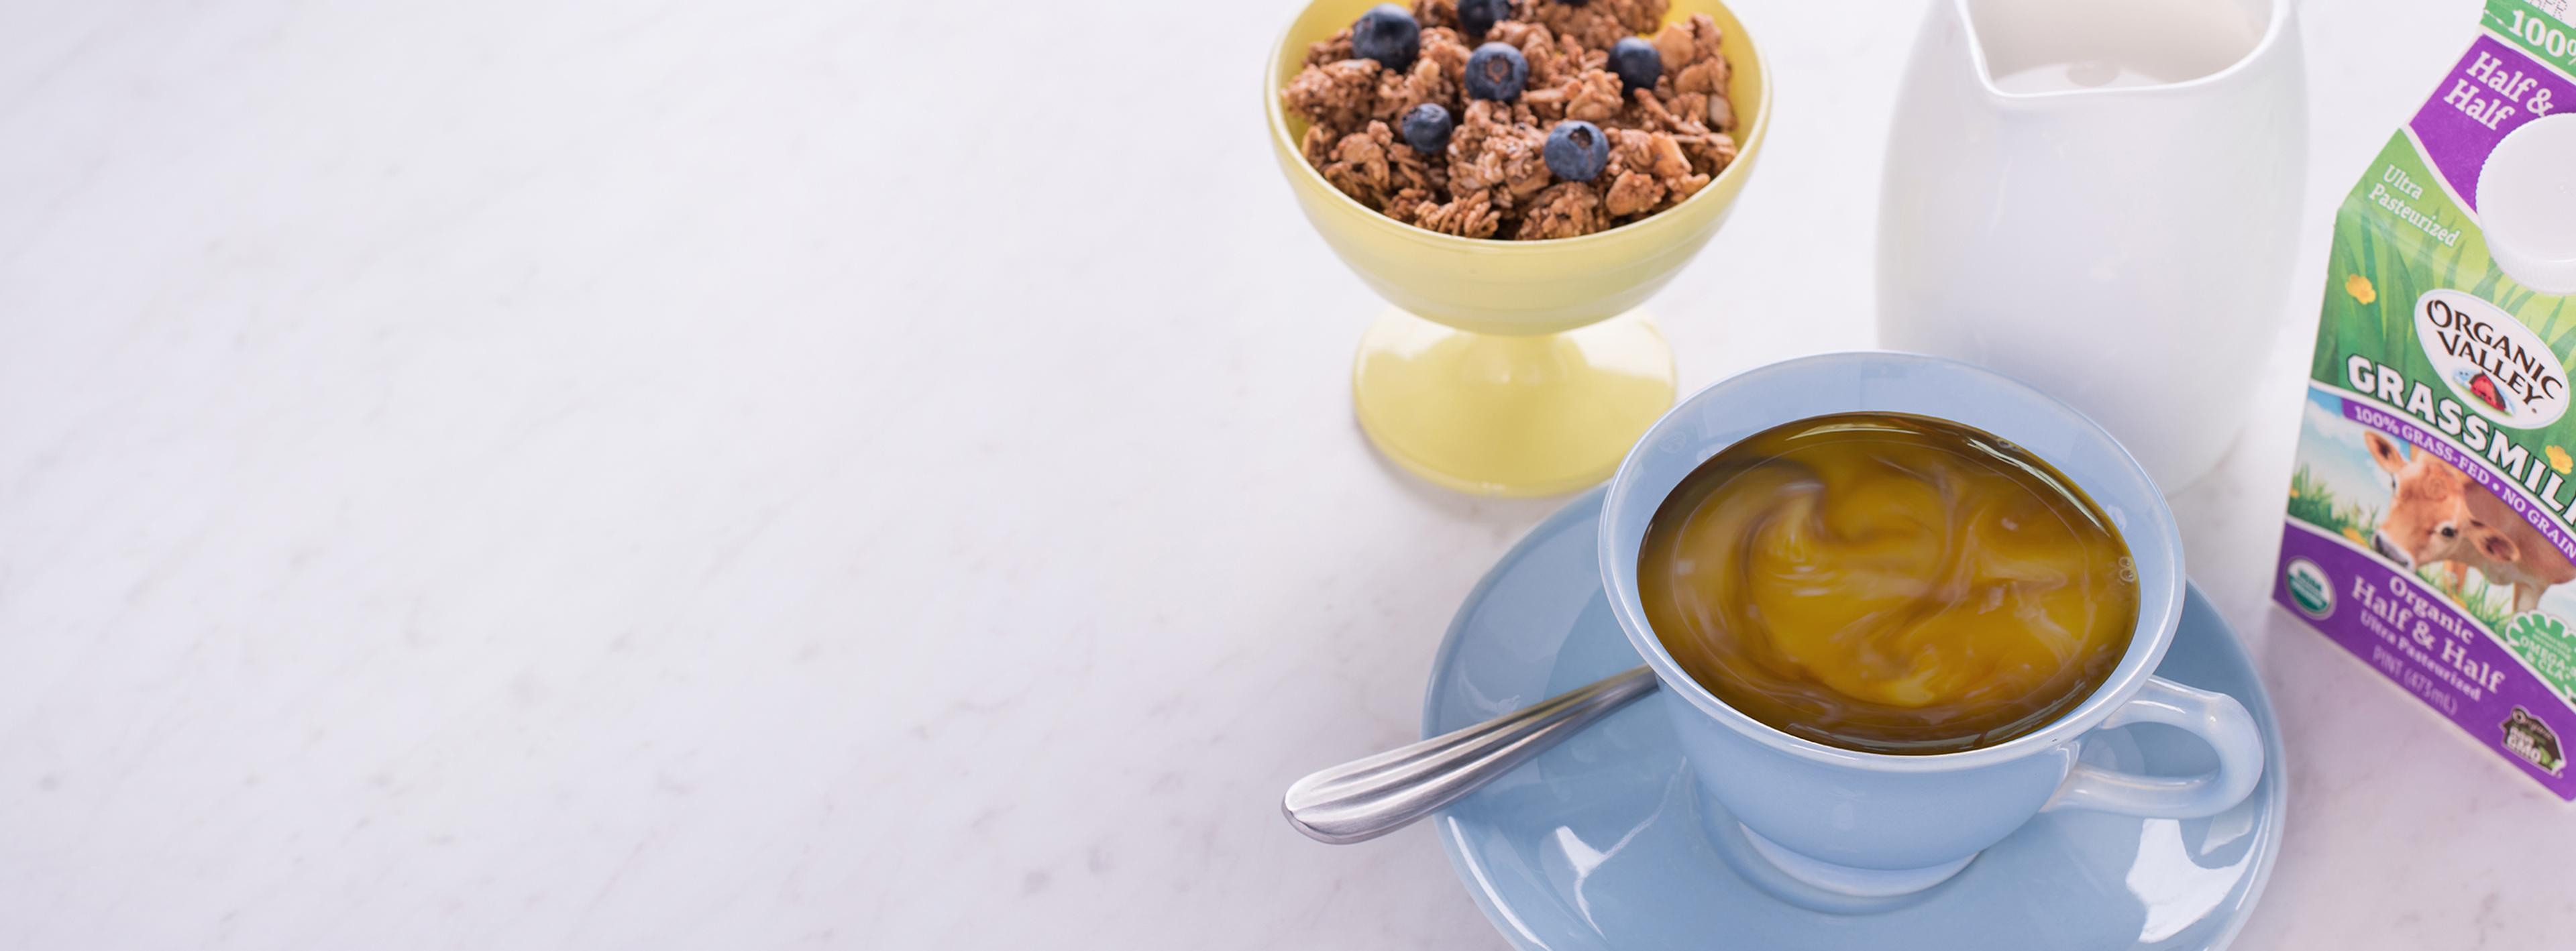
[2414,564,2515,631]
[2286,464,2378,543]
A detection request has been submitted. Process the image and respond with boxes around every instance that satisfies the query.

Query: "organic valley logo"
[2416,289,2570,429]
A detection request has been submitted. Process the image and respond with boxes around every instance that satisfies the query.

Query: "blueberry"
[1544,120,1608,182]
[1401,103,1454,154]
[1457,0,1509,39]
[1464,42,1529,101]
[1608,37,1661,93]
[1351,4,1420,72]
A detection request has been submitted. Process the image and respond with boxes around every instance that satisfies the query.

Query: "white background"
[1,0,2566,948]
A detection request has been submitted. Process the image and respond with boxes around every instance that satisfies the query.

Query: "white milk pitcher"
[1877,0,2306,490]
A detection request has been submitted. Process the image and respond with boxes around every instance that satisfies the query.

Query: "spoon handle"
[1281,665,1659,844]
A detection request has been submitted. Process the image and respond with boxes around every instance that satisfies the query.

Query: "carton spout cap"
[2481,113,2576,296]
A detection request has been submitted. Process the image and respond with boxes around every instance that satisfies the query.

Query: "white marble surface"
[1,0,2569,947]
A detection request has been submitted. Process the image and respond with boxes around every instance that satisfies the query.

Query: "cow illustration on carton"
[2363,429,2576,614]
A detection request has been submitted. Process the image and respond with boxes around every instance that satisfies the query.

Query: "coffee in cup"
[1637,412,2139,755]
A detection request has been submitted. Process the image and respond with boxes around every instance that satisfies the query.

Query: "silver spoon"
[1281,666,1658,844]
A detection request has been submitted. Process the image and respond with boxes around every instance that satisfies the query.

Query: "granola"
[1282,0,1739,241]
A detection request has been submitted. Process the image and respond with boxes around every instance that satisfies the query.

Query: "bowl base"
[1351,308,1675,497]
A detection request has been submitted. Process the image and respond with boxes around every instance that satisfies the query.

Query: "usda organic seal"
[2286,558,2334,618]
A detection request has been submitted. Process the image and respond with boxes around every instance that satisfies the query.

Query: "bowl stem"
[1352,309,1676,496]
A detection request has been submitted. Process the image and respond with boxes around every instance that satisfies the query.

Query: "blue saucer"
[1424,489,2286,951]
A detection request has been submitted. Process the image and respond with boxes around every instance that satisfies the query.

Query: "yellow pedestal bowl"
[1267,0,1771,497]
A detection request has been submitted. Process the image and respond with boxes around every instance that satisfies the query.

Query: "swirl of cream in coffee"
[1639,413,2139,755]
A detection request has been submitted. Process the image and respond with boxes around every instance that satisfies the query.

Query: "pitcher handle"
[2043,676,2264,818]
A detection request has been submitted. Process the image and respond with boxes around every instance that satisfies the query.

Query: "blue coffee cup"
[1599,351,2263,898]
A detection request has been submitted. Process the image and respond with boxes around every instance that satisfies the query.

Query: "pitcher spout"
[1952,0,2295,99]
[1880,0,2308,489]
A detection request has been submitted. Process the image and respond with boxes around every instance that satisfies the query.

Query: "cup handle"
[2042,675,2265,818]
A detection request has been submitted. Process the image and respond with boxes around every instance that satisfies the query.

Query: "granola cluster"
[1281,0,1739,241]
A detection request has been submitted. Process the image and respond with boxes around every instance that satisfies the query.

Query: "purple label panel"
[2277,526,2576,799]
